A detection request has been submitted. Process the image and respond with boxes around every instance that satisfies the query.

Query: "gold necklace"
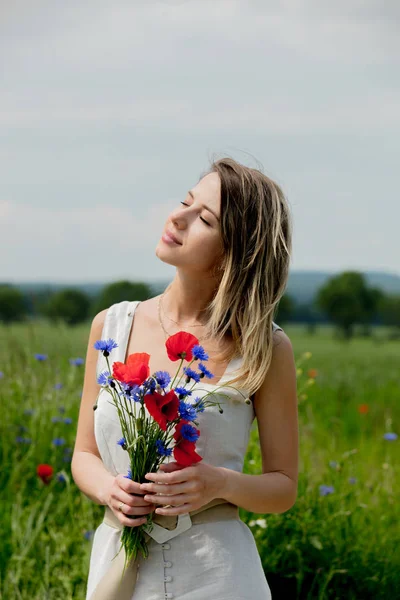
[158,291,210,342]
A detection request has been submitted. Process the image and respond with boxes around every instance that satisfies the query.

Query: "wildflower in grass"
[24,408,35,415]
[307,368,318,378]
[155,439,173,456]
[52,416,62,423]
[154,371,171,388]
[383,432,397,441]
[192,344,209,361]
[63,417,73,424]
[94,338,118,357]
[183,367,201,383]
[319,484,335,496]
[348,477,357,484]
[69,357,84,366]
[358,404,369,414]
[15,436,32,444]
[83,530,94,541]
[35,353,48,361]
[37,464,54,484]
[175,386,192,398]
[52,437,66,446]
[54,383,63,390]
[56,473,67,483]
[198,363,214,379]
[0,371,4,378]
[58,406,66,413]
[179,400,197,422]
[117,437,127,449]
[329,460,339,469]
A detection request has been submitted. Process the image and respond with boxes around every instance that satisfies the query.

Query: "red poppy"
[173,419,202,466]
[358,403,369,414]
[307,369,318,379]
[37,464,54,485]
[113,352,150,386]
[144,390,179,431]
[165,332,199,362]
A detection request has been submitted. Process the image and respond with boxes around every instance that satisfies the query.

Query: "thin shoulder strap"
[95,300,139,380]
[272,321,283,332]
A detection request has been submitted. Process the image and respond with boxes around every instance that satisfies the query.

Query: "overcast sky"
[1,0,399,284]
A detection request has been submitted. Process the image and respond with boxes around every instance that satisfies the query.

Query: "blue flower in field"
[94,338,118,357]
[63,455,72,463]
[52,437,66,446]
[194,397,205,412]
[117,437,126,448]
[198,363,214,379]
[174,386,192,397]
[319,484,335,496]
[24,408,35,416]
[63,417,73,425]
[34,353,48,361]
[183,367,201,383]
[56,473,67,483]
[155,371,171,388]
[124,469,133,480]
[383,432,398,441]
[329,461,338,469]
[348,477,357,484]
[155,439,173,456]
[97,371,112,386]
[15,436,32,444]
[192,345,209,361]
[179,400,197,422]
[83,530,94,541]
[58,406,66,414]
[54,383,63,390]
[69,357,84,366]
[0,371,4,378]
[181,423,200,442]
[51,416,62,423]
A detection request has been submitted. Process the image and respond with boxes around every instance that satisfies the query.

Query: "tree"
[379,294,400,333]
[316,271,381,339]
[42,288,91,326]
[0,285,27,324]
[91,280,152,317]
[275,293,295,326]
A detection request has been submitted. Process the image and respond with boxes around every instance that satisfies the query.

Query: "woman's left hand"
[139,461,228,515]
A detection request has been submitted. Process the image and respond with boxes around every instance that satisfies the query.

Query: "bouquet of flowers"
[94,330,240,573]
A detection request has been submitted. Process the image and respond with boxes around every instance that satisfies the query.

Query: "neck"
[162,270,220,324]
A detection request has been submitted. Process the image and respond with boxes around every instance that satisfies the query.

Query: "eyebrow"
[188,190,220,222]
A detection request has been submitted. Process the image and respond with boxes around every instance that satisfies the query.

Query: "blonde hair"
[201,156,292,398]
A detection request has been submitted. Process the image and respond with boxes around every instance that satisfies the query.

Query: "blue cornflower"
[155,371,171,388]
[180,423,199,442]
[319,484,335,496]
[56,473,67,483]
[383,432,398,441]
[194,397,205,412]
[54,383,63,390]
[34,353,48,361]
[83,530,94,541]
[69,357,84,366]
[174,386,192,398]
[97,371,112,386]
[348,477,357,484]
[58,406,66,414]
[94,338,118,357]
[155,439,173,456]
[329,460,338,469]
[52,437,66,446]
[117,437,126,448]
[24,408,35,416]
[15,436,32,444]
[0,371,4,378]
[121,383,141,402]
[143,377,157,393]
[192,345,209,361]
[179,400,197,421]
[51,416,62,423]
[124,469,133,480]
[198,363,214,379]
[183,367,201,383]
[63,417,73,425]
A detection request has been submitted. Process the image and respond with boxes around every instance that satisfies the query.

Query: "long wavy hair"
[199,156,293,398]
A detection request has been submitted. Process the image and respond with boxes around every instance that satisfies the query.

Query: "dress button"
[164,561,172,568]
[164,594,174,599]
[162,543,171,550]
[164,575,172,582]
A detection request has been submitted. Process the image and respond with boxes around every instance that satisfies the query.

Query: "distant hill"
[4,270,400,307]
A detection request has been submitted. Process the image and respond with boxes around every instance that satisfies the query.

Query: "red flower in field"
[307,369,318,379]
[37,464,54,485]
[358,403,369,414]
[173,419,202,466]
[165,332,199,362]
[113,352,150,386]
[144,390,179,431]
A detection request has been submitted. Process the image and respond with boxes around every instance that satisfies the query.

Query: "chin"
[155,243,178,267]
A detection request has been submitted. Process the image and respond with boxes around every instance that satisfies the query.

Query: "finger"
[143,493,191,506]
[140,481,192,495]
[118,503,156,516]
[144,467,192,484]
[118,513,149,528]
[155,503,193,516]
[158,462,185,473]
[114,489,155,508]
[117,475,146,496]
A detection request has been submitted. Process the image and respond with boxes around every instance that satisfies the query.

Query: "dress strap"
[272,321,283,332]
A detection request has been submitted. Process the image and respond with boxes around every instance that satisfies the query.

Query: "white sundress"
[85,299,282,600]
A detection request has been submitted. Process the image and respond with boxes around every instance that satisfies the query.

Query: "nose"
[170,209,187,230]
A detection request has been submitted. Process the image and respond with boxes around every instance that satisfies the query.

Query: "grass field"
[0,321,399,599]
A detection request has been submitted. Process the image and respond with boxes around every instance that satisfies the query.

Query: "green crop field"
[1,321,399,599]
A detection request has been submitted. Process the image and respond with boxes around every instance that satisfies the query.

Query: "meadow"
[0,320,398,599]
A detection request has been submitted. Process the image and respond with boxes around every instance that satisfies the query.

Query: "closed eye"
[180,201,211,226]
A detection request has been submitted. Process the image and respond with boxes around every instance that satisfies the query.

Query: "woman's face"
[155,172,224,276]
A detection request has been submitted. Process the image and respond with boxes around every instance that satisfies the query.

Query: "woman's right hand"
[107,474,157,528]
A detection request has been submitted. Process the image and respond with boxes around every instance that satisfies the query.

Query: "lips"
[165,229,182,245]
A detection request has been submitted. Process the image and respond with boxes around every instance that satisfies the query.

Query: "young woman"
[72,156,298,600]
